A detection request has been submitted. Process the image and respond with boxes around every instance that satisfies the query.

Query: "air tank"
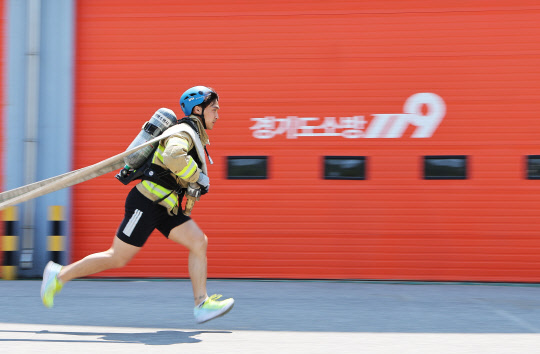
[123,108,177,169]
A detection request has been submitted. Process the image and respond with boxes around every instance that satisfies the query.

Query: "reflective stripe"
[153,138,189,165]
[169,137,189,151]
[153,145,165,164]
[141,180,177,209]
[177,156,197,179]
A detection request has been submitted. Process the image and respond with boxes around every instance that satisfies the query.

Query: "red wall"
[72,0,540,281]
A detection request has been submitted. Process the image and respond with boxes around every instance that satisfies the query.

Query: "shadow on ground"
[0,329,231,345]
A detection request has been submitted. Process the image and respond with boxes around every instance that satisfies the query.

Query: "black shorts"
[116,187,191,247]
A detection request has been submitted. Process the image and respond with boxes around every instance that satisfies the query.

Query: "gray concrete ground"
[1,279,540,353]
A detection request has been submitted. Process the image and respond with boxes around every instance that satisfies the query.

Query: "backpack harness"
[115,117,209,205]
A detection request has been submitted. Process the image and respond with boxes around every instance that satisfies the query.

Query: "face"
[202,100,220,130]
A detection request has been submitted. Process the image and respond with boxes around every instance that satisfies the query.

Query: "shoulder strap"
[176,117,213,166]
[177,117,199,134]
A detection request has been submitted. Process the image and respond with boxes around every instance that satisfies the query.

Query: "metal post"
[21,0,41,269]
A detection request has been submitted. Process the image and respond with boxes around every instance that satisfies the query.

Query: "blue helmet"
[180,86,218,116]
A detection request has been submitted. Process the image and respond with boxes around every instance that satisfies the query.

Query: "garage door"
[72,0,540,281]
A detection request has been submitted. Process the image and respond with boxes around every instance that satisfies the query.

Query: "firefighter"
[41,86,234,324]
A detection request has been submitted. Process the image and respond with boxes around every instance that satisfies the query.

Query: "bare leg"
[58,236,140,283]
[168,220,208,306]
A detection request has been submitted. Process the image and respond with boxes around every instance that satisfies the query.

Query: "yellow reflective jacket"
[136,115,209,215]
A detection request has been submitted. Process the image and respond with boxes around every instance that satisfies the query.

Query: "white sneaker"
[194,294,235,324]
[40,261,63,308]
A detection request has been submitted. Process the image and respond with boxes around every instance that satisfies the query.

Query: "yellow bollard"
[2,206,18,280]
[48,206,64,264]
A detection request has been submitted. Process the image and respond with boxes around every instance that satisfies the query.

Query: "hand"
[200,184,210,195]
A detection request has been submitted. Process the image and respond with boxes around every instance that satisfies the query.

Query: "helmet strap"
[200,107,207,129]
[192,106,207,129]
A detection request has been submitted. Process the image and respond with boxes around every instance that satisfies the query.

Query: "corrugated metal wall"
[72,0,540,281]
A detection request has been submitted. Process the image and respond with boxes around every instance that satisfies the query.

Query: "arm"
[161,132,201,183]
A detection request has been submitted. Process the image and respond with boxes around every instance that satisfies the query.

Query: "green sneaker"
[194,294,235,324]
[41,261,64,308]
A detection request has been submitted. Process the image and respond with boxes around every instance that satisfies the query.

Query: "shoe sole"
[197,301,235,324]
